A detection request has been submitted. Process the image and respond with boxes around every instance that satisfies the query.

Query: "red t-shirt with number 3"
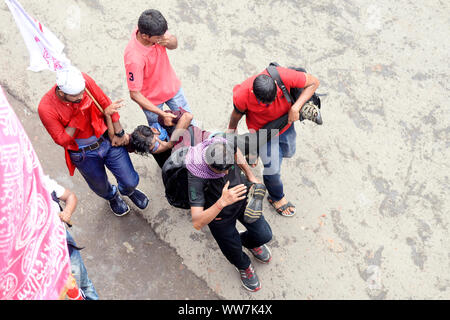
[124,28,181,106]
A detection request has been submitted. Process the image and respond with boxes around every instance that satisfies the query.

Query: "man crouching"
[185,137,273,292]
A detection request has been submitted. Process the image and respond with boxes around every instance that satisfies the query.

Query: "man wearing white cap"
[38,66,149,216]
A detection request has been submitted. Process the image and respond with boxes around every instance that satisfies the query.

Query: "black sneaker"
[126,189,149,210]
[236,264,261,292]
[244,183,266,224]
[249,244,272,264]
[109,188,130,217]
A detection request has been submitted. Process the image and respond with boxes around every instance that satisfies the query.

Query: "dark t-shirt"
[187,165,249,224]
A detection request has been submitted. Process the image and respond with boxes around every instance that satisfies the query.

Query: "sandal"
[267,196,296,217]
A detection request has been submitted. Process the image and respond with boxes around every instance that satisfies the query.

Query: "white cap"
[56,66,85,95]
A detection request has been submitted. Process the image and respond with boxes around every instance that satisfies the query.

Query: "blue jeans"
[66,231,99,300]
[259,124,297,202]
[69,137,139,200]
[143,87,193,126]
[208,213,272,270]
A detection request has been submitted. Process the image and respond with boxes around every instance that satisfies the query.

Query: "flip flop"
[267,197,296,217]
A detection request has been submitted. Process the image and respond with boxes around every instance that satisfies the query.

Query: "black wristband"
[115,129,125,137]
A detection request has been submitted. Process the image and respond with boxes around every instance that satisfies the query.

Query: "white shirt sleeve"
[42,175,66,198]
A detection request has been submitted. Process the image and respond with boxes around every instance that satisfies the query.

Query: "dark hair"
[252,74,277,104]
[130,125,155,155]
[138,9,168,37]
[205,142,235,172]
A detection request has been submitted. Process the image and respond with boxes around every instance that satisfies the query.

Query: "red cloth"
[124,28,181,105]
[38,73,119,176]
[232,66,306,135]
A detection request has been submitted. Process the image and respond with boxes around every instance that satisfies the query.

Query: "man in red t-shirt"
[227,66,320,217]
[38,66,149,217]
[124,9,193,127]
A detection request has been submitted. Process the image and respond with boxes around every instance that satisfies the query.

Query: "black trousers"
[208,211,272,270]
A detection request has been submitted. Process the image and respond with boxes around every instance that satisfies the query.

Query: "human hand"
[156,34,171,47]
[104,99,123,116]
[123,133,130,145]
[219,181,247,207]
[112,133,129,147]
[59,210,73,225]
[288,105,301,124]
[162,111,177,126]
[247,175,261,184]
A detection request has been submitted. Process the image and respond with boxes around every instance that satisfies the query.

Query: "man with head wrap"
[38,66,149,217]
[185,137,273,292]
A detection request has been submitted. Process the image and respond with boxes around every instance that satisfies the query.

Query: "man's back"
[232,66,306,134]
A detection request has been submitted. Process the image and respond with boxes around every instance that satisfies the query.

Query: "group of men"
[37,9,320,293]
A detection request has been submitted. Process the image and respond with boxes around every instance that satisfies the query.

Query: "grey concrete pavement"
[1,0,449,299]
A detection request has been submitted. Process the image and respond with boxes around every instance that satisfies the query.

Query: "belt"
[70,133,107,153]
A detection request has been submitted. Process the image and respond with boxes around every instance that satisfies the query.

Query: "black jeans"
[208,212,272,270]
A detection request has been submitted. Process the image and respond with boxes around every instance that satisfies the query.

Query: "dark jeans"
[69,137,139,200]
[259,123,297,202]
[208,212,272,270]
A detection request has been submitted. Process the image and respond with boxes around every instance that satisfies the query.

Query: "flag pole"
[84,87,104,115]
[85,87,116,139]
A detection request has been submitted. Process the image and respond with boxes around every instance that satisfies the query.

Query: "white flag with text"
[5,0,71,72]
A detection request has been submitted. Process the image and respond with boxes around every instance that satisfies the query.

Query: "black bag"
[266,62,321,110]
[161,126,203,209]
[161,146,191,209]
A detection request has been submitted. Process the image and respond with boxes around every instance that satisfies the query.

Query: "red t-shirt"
[124,28,181,105]
[233,66,306,134]
[38,73,119,176]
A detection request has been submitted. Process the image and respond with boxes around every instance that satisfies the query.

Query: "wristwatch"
[114,129,125,138]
